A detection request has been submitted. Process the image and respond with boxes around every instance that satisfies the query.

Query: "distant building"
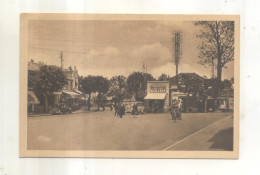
[169,73,205,112]
[27,60,83,114]
[144,81,170,113]
[218,81,234,112]
[27,60,45,113]
[60,65,83,110]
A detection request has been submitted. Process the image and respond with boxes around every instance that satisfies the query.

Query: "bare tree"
[195,21,234,81]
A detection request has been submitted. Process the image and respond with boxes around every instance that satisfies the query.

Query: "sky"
[28,20,234,80]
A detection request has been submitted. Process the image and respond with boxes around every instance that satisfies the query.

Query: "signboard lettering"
[150,85,166,93]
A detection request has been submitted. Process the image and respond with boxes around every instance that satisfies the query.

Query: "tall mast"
[60,51,64,70]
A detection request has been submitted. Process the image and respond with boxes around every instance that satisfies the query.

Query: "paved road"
[165,116,233,151]
[27,111,233,151]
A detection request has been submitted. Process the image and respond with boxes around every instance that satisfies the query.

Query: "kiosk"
[144,81,169,113]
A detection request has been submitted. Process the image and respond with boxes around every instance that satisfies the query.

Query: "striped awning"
[73,89,83,95]
[144,93,166,100]
[62,90,80,98]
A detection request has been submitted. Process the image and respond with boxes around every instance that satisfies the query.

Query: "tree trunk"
[186,94,189,112]
[88,93,91,111]
[204,97,208,113]
[135,90,138,101]
[217,62,222,82]
[217,61,222,97]
[118,95,121,104]
[43,93,49,113]
[97,93,100,111]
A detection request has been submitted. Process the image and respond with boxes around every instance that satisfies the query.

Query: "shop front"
[61,90,83,110]
[144,81,169,113]
[27,90,40,113]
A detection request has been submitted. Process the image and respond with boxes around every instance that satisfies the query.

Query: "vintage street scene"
[26,18,235,151]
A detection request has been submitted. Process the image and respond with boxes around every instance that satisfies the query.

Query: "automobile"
[50,103,72,115]
[123,101,145,114]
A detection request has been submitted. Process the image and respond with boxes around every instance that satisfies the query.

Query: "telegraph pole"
[143,61,145,73]
[60,51,64,70]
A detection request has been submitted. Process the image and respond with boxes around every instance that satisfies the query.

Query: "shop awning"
[28,90,40,104]
[106,96,113,101]
[73,89,83,95]
[144,93,166,100]
[62,90,80,98]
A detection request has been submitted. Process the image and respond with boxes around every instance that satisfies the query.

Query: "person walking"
[122,104,125,116]
[177,99,182,120]
[132,103,138,118]
[170,99,178,123]
[154,101,159,114]
[118,103,125,118]
[114,103,118,116]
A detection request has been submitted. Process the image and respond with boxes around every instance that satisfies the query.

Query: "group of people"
[114,103,126,118]
[113,103,139,118]
[170,99,183,123]
[112,99,182,122]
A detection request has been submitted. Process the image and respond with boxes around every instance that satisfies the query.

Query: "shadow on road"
[208,127,233,151]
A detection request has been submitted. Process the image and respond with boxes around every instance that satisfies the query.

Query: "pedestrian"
[170,99,178,123]
[118,103,125,118]
[110,104,113,111]
[177,99,182,120]
[122,104,125,116]
[132,103,138,118]
[114,104,118,116]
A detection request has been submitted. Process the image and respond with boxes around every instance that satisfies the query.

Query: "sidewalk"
[28,108,113,117]
[165,115,233,151]
[28,109,86,117]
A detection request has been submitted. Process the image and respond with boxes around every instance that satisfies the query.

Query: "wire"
[28,47,60,52]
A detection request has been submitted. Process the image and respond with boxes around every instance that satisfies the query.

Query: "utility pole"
[142,61,147,81]
[173,30,182,86]
[60,51,64,70]
[142,62,148,95]
[143,61,145,73]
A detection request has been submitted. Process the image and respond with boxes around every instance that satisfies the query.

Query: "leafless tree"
[195,21,234,81]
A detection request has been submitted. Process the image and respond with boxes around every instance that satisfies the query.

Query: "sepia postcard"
[20,14,239,158]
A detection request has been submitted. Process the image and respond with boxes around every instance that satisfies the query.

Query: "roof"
[169,73,205,86]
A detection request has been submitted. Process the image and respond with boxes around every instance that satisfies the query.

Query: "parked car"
[50,103,72,115]
[123,101,145,114]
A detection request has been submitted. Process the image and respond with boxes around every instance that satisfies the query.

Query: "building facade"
[144,81,169,112]
[60,66,83,110]
[27,60,83,114]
